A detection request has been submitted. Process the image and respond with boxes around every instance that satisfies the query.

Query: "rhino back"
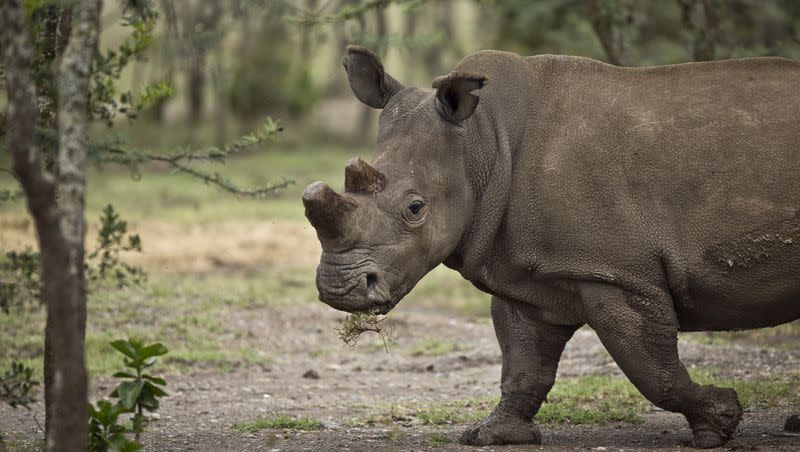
[460,53,800,330]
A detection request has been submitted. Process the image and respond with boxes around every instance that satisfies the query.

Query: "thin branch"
[153,158,294,197]
[139,118,293,197]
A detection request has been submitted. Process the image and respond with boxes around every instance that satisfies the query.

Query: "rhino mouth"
[316,262,399,313]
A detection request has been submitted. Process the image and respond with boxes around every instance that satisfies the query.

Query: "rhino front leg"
[460,296,579,446]
[580,283,743,449]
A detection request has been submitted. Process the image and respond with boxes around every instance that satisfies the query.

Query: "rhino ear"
[342,45,404,109]
[432,72,487,124]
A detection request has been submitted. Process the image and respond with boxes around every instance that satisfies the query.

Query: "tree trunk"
[586,0,633,66]
[188,51,206,125]
[211,47,228,146]
[186,2,219,131]
[49,1,99,449]
[427,1,454,76]
[678,0,718,61]
[153,0,178,122]
[3,1,99,450]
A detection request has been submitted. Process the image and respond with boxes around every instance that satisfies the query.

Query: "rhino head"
[303,46,489,314]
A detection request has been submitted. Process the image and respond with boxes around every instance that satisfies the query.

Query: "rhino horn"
[302,181,356,238]
[344,157,386,194]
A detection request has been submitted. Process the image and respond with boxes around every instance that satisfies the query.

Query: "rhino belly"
[676,234,800,332]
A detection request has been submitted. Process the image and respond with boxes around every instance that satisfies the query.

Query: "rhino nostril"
[366,273,378,288]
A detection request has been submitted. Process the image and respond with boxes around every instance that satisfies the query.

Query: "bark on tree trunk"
[3,1,99,450]
[678,0,718,61]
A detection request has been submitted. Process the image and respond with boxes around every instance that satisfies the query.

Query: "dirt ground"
[2,302,799,451]
[1,218,798,451]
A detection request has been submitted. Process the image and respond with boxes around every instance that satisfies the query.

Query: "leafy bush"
[0,205,144,313]
[86,204,145,288]
[0,362,39,409]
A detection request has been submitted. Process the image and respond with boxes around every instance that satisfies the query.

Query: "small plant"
[88,339,169,452]
[0,250,41,313]
[334,310,398,352]
[88,401,141,452]
[0,362,39,409]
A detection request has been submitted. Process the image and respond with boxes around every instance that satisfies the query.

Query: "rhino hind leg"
[460,296,579,446]
[580,283,743,449]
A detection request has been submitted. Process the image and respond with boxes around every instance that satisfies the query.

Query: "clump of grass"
[415,405,485,425]
[690,369,800,411]
[537,375,647,425]
[233,414,322,432]
[429,432,452,447]
[335,310,397,352]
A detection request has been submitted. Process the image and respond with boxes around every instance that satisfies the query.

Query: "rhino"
[302,46,800,448]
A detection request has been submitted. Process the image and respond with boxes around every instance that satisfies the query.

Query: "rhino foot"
[459,411,541,446]
[688,386,743,449]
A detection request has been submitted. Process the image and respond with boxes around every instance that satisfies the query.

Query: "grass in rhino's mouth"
[335,310,398,352]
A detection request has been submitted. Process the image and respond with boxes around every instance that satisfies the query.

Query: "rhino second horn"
[302,181,356,238]
[344,157,386,194]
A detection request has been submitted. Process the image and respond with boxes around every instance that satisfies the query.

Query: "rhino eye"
[408,200,425,216]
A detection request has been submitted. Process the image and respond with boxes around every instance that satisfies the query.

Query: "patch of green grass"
[681,333,732,346]
[232,414,322,432]
[538,375,647,425]
[0,267,314,376]
[355,373,798,430]
[414,405,486,425]
[690,369,800,411]
[0,432,44,452]
[428,432,452,447]
[351,376,658,429]
[408,339,458,357]
[385,425,401,446]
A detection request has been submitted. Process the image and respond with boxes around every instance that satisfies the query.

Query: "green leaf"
[143,381,167,397]
[108,432,142,452]
[116,380,144,410]
[110,340,138,360]
[113,371,137,379]
[140,343,168,359]
[141,374,166,386]
[138,390,159,412]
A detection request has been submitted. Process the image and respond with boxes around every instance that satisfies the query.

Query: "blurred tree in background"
[41,0,793,146]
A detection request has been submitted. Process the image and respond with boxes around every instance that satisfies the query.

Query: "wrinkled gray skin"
[302,46,800,448]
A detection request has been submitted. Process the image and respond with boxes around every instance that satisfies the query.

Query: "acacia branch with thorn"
[139,117,293,197]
